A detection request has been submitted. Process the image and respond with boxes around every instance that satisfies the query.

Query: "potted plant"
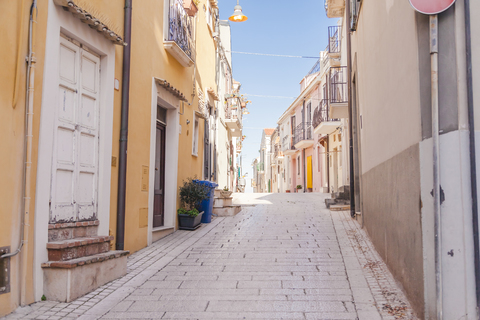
[220,186,233,198]
[286,190,291,193]
[183,0,199,16]
[178,177,210,230]
[296,185,303,193]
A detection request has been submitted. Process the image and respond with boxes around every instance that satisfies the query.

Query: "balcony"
[225,107,242,137]
[274,145,284,159]
[313,99,341,135]
[329,66,349,119]
[282,135,296,156]
[325,0,345,18]
[236,141,242,154]
[294,122,314,149]
[164,0,195,67]
[328,26,341,58]
[257,162,265,174]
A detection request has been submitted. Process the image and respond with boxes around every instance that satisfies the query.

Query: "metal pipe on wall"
[345,0,355,218]
[463,0,480,314]
[0,0,37,307]
[116,0,132,251]
[430,14,443,320]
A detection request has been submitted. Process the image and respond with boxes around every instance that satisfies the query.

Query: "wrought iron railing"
[307,59,321,76]
[313,99,340,128]
[274,144,283,159]
[329,66,348,104]
[282,135,296,151]
[225,106,242,126]
[294,122,313,145]
[257,162,264,172]
[328,26,341,54]
[168,0,195,61]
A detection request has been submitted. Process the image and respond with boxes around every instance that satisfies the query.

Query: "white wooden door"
[50,37,100,223]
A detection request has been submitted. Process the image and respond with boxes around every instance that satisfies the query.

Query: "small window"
[330,155,332,167]
[297,156,300,174]
[338,134,341,142]
[192,115,199,156]
[333,134,336,142]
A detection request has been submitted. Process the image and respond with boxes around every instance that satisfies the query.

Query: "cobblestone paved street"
[2,193,417,320]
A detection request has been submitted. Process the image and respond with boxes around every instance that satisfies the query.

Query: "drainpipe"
[1,1,37,307]
[429,14,444,319]
[345,0,355,218]
[326,135,330,192]
[116,0,132,251]
[302,100,306,192]
[464,0,480,314]
[303,149,306,193]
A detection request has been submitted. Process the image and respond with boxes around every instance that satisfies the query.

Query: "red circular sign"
[409,0,456,14]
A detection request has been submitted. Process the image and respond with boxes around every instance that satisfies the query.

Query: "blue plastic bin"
[193,180,218,223]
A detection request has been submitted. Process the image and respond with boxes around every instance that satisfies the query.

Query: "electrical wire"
[243,94,295,99]
[226,50,319,59]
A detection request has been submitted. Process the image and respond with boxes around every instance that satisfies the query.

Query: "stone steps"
[46,235,114,261]
[42,250,128,302]
[42,220,128,302]
[213,197,233,208]
[48,220,99,242]
[213,205,242,217]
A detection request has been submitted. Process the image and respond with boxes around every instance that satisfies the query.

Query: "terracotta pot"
[183,0,198,16]
[220,190,233,198]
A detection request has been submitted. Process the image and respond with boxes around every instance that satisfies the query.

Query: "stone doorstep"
[42,251,128,302]
[213,197,233,208]
[330,205,351,211]
[46,236,114,261]
[48,220,100,229]
[41,250,129,269]
[213,205,242,217]
[48,220,99,242]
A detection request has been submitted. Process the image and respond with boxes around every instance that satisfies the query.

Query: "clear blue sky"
[217,0,337,192]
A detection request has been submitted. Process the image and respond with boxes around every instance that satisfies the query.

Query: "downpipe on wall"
[345,0,355,218]
[430,14,443,320]
[464,0,480,316]
[116,0,132,251]
[0,0,37,307]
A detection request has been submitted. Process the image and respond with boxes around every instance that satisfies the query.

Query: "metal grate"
[0,246,11,295]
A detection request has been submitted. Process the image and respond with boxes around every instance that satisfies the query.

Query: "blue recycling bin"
[193,180,218,223]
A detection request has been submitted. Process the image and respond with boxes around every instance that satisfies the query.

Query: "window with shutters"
[192,113,199,156]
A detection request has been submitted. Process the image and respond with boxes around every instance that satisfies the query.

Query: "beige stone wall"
[350,0,422,174]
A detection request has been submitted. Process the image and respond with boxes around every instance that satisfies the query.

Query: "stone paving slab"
[2,193,417,320]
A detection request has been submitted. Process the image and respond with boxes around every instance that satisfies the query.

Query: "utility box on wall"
[0,246,11,294]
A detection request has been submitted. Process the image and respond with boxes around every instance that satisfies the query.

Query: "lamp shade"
[229,4,248,22]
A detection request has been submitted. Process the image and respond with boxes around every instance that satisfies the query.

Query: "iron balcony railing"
[282,135,296,151]
[225,106,242,126]
[168,0,195,62]
[328,26,341,54]
[329,66,348,104]
[313,99,340,128]
[307,59,321,76]
[257,162,264,172]
[294,122,313,145]
[274,145,283,159]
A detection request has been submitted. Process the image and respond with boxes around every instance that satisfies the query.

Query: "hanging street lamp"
[228,0,248,22]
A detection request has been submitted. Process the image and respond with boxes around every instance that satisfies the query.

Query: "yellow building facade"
[0,0,222,316]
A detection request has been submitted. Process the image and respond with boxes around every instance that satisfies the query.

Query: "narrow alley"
[3,194,416,320]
